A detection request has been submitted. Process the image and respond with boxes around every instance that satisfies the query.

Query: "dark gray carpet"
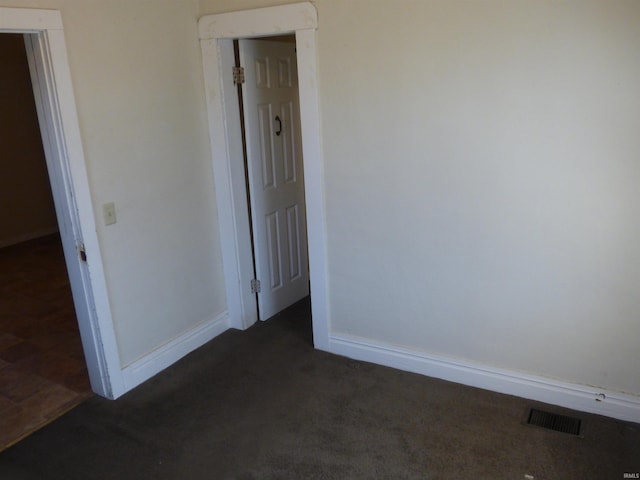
[1,298,638,479]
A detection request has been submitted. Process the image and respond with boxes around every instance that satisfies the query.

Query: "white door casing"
[1,8,123,398]
[198,3,330,348]
[240,39,309,320]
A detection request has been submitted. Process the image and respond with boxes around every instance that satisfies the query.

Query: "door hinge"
[78,243,87,262]
[251,279,261,294]
[233,66,245,85]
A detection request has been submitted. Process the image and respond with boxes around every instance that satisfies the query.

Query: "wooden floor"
[0,235,92,451]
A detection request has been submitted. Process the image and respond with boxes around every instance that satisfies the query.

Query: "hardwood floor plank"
[0,234,92,451]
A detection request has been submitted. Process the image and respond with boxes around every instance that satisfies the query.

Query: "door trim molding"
[199,2,330,349]
[1,7,124,398]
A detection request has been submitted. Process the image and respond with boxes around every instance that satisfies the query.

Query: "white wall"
[0,0,226,367]
[199,0,640,398]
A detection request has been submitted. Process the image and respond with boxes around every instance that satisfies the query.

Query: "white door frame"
[199,3,330,350]
[1,8,124,398]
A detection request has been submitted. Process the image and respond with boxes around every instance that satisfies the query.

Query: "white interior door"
[240,38,309,321]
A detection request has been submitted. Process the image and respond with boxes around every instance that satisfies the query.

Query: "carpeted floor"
[0,297,638,479]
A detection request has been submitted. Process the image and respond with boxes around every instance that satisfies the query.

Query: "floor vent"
[527,408,582,436]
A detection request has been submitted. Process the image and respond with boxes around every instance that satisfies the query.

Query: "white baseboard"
[0,227,59,249]
[122,311,229,392]
[329,333,640,424]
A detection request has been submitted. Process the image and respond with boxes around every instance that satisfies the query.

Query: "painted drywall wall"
[0,0,226,367]
[199,0,640,397]
[0,34,58,247]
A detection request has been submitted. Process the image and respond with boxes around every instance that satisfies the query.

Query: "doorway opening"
[1,7,123,405]
[234,35,310,322]
[199,2,330,350]
[0,33,92,450]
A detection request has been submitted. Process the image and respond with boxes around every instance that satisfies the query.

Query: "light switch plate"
[103,202,117,226]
